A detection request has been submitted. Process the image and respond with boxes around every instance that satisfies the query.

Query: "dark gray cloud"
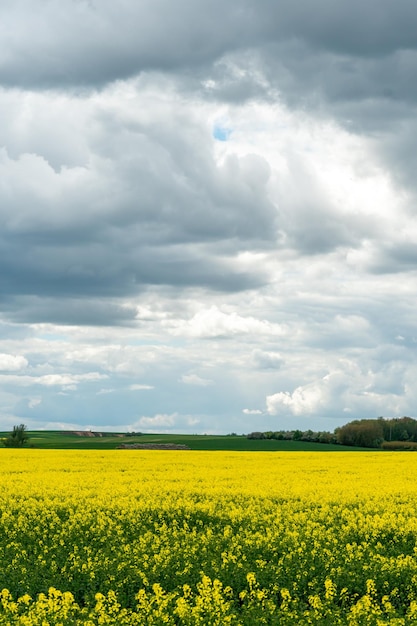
[0,296,139,326]
[260,0,417,56]
[0,233,268,307]
[260,45,417,109]
[366,243,417,275]
[2,1,416,96]
[0,0,260,88]
[0,85,277,323]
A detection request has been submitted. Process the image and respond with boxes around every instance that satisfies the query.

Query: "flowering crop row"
[1,450,417,624]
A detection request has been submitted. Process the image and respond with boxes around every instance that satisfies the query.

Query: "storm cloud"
[0,1,416,432]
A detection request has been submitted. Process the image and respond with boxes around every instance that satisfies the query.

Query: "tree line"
[248,416,417,449]
[335,416,417,449]
[247,429,337,444]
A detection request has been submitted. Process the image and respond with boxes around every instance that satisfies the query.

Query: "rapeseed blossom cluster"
[0,450,417,623]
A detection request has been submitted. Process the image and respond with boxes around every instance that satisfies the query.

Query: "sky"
[0,0,417,434]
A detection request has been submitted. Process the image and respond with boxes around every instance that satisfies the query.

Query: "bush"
[3,424,29,448]
[381,440,417,451]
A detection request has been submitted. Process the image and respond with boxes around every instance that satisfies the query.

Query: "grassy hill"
[0,430,374,451]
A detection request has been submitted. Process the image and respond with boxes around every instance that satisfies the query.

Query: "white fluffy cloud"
[170,306,286,339]
[0,354,28,371]
[266,360,409,420]
[267,386,325,417]
[180,374,213,387]
[136,413,177,430]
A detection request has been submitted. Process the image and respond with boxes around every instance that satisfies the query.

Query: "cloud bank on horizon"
[0,0,416,433]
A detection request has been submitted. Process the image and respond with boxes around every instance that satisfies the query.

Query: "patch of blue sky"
[39,333,68,342]
[213,124,232,141]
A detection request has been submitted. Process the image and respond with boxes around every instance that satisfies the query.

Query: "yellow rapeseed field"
[1,450,417,624]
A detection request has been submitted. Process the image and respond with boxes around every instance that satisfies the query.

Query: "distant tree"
[3,424,29,448]
[334,423,356,447]
[247,432,266,440]
[317,431,337,444]
[336,419,384,448]
[302,430,315,442]
[382,417,417,442]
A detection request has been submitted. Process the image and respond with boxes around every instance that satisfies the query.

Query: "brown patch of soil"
[116,443,190,450]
